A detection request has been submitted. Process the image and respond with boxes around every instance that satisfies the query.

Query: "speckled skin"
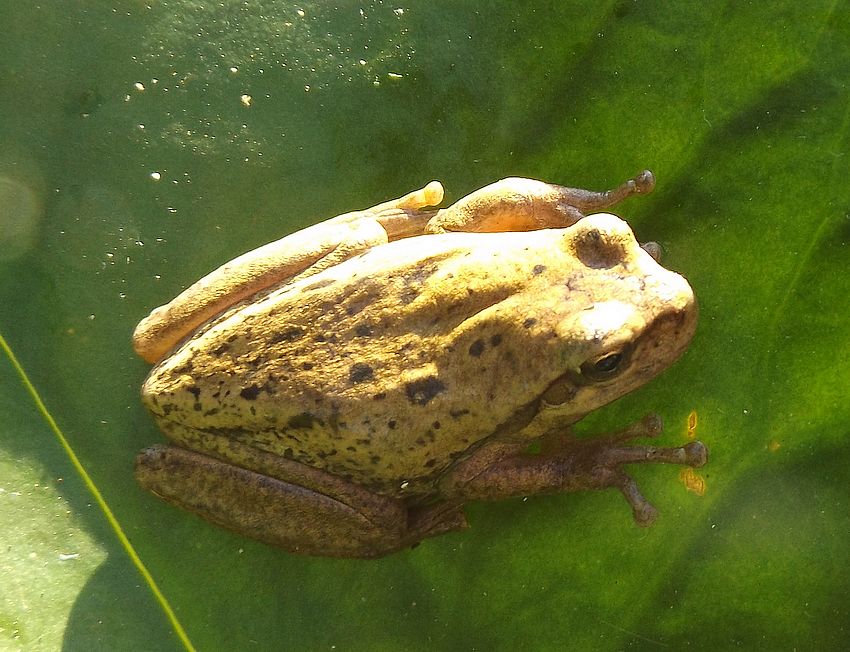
[134,173,707,558]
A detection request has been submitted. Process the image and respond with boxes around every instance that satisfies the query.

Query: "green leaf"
[1,1,849,649]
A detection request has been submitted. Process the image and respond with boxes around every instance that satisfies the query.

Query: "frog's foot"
[590,437,707,526]
[542,414,706,525]
[452,414,706,527]
[136,444,467,559]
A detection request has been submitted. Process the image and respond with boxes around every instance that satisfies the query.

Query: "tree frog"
[133,171,707,558]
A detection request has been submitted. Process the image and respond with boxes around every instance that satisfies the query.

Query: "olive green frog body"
[134,172,707,558]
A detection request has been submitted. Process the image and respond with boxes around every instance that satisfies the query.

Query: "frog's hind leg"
[135,445,467,558]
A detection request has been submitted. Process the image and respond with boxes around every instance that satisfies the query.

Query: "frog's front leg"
[136,445,467,558]
[132,181,444,364]
[444,414,707,526]
[425,170,655,234]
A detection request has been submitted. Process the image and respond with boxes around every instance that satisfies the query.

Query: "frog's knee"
[133,307,183,364]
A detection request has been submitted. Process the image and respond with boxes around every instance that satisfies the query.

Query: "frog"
[132,170,707,558]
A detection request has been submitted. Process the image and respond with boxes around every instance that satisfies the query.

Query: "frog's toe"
[611,413,663,442]
[614,471,658,527]
[599,438,709,468]
[641,241,663,262]
[682,441,708,467]
[632,169,656,194]
[420,180,445,207]
[382,180,444,211]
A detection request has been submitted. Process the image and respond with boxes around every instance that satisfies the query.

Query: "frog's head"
[536,213,697,421]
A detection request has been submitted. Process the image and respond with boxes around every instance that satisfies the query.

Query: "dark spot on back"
[468,339,485,357]
[349,362,374,384]
[271,327,304,343]
[287,412,322,429]
[399,286,420,304]
[490,334,503,347]
[532,264,546,275]
[387,419,397,430]
[302,278,337,292]
[188,386,201,399]
[355,324,373,337]
[345,289,380,316]
[405,376,447,406]
[373,392,386,400]
[240,385,261,400]
[523,317,537,329]
[449,408,470,419]
[302,361,314,370]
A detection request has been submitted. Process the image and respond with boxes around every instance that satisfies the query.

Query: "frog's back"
[142,230,599,496]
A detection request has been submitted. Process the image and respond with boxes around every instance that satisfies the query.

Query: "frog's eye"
[580,351,628,381]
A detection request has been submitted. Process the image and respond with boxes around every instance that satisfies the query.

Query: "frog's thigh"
[135,445,462,558]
